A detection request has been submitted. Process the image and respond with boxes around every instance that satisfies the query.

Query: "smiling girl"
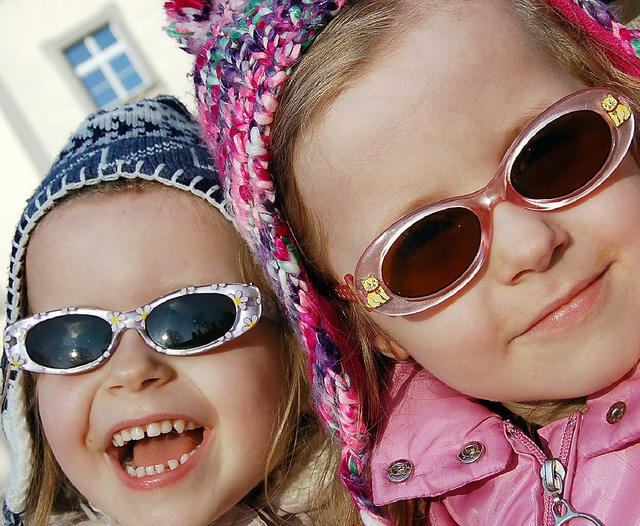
[168,0,640,524]
[1,96,335,525]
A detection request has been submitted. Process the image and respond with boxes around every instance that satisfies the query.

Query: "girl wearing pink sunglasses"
[169,0,640,524]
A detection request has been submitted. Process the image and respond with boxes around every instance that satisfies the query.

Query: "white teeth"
[112,419,199,447]
[130,427,144,440]
[146,422,161,437]
[122,445,201,479]
[115,420,203,479]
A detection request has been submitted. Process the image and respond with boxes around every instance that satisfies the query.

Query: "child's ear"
[372,332,410,361]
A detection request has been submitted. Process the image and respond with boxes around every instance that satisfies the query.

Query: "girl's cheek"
[37,376,93,447]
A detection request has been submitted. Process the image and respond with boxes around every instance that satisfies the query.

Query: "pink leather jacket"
[371,362,640,525]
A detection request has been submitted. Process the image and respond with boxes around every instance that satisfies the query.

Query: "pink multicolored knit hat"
[165,1,640,523]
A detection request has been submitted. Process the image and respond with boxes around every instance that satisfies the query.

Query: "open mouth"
[111,419,205,478]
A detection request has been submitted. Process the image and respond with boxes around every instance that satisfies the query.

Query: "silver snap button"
[387,459,414,483]
[606,401,626,424]
[457,442,485,464]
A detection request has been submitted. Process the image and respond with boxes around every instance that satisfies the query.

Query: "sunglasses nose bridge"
[111,314,150,348]
[119,312,145,330]
[466,163,510,214]
[475,175,507,215]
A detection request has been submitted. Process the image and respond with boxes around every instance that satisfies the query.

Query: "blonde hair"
[21,180,341,525]
[270,0,640,523]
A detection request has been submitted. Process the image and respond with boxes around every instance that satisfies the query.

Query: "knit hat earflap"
[1,95,227,525]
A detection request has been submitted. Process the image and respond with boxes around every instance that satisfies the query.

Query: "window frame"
[48,5,157,111]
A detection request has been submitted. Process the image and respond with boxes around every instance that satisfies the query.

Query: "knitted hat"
[165,1,640,524]
[1,95,227,524]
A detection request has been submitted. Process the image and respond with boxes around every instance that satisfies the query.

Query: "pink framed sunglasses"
[335,87,635,316]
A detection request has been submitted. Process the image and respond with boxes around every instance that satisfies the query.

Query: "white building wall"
[0,0,198,493]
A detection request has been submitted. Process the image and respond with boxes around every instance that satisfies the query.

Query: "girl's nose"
[490,201,569,284]
[103,330,175,393]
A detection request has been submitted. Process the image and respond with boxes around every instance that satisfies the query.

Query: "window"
[64,25,148,109]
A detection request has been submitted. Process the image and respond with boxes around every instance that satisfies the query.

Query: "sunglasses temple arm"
[334,274,372,310]
[261,294,282,322]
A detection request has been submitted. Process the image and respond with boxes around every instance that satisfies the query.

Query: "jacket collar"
[370,362,640,506]
[370,363,512,505]
[565,363,640,458]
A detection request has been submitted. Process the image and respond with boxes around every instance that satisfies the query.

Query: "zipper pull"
[540,459,604,525]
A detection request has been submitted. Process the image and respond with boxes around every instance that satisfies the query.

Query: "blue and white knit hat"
[1,95,227,524]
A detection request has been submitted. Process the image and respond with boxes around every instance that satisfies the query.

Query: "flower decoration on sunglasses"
[3,283,275,375]
[134,305,152,324]
[242,315,259,332]
[232,290,249,310]
[108,312,127,331]
[335,88,636,317]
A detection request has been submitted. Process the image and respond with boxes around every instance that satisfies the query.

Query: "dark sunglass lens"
[25,314,112,369]
[512,111,611,200]
[146,293,237,350]
[382,207,481,298]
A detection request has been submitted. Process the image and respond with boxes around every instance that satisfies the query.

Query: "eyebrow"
[393,102,553,223]
[499,102,550,155]
[392,184,456,227]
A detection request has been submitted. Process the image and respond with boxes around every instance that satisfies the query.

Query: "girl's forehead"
[25,187,242,313]
[296,0,569,173]
[293,0,584,276]
[297,3,574,185]
[29,187,235,258]
[36,186,224,231]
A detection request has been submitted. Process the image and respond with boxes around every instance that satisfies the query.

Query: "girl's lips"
[515,268,608,339]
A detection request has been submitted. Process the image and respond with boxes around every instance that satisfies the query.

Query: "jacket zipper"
[539,458,603,525]
[504,412,603,525]
[504,421,553,524]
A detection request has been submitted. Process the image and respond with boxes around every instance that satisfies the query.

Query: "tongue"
[132,430,202,468]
